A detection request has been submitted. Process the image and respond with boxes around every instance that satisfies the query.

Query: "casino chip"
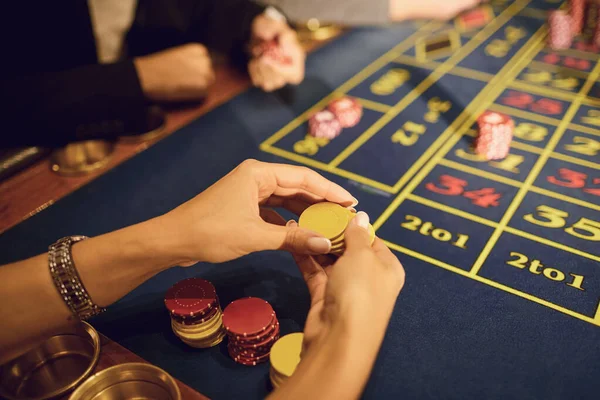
[253,39,292,65]
[569,0,585,35]
[223,297,280,365]
[327,97,363,128]
[475,111,514,161]
[269,333,304,389]
[308,110,342,140]
[299,202,375,256]
[548,11,573,50]
[165,278,226,348]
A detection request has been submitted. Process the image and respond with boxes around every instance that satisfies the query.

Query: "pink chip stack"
[308,96,363,140]
[474,111,514,161]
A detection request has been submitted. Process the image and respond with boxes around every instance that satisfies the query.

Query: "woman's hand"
[159,159,357,265]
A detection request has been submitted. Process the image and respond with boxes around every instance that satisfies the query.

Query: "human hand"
[390,0,483,21]
[248,14,306,92]
[290,212,405,355]
[159,160,357,265]
[134,43,215,102]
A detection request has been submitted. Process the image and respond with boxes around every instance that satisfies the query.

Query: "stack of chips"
[308,96,363,140]
[570,0,585,35]
[164,278,226,348]
[299,202,375,256]
[223,297,280,366]
[269,333,304,389]
[474,111,514,160]
[548,10,573,50]
[253,39,292,65]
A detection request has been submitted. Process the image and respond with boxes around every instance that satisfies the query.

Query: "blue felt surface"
[2,5,600,399]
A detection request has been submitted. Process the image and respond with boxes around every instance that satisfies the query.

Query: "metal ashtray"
[0,321,101,400]
[69,363,181,400]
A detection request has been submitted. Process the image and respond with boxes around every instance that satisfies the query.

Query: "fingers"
[261,195,312,216]
[261,220,331,255]
[259,207,287,226]
[343,211,372,251]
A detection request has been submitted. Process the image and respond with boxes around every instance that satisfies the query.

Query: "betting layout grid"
[260,0,600,326]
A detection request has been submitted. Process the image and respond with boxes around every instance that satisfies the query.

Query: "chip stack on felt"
[308,96,363,140]
[299,202,375,256]
[570,0,585,35]
[223,297,280,366]
[165,278,226,348]
[269,333,304,389]
[548,10,573,50]
[474,111,514,161]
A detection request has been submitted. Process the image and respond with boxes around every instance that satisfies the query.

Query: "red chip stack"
[165,278,226,348]
[548,11,574,50]
[475,111,514,161]
[253,40,292,65]
[327,97,363,128]
[223,297,280,366]
[308,110,342,139]
[569,0,586,35]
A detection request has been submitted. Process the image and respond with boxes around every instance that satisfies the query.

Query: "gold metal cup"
[50,140,115,176]
[0,322,101,400]
[69,363,181,400]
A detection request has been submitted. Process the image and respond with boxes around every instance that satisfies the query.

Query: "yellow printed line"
[595,302,600,324]
[519,7,550,19]
[470,59,600,276]
[489,104,563,125]
[439,158,523,188]
[509,81,578,102]
[528,186,600,212]
[260,21,438,148]
[408,194,499,228]
[374,26,547,230]
[550,151,600,170]
[567,123,600,138]
[384,240,599,326]
[261,145,396,193]
[328,0,532,169]
[528,60,592,79]
[503,226,600,263]
[354,97,392,113]
[554,47,600,62]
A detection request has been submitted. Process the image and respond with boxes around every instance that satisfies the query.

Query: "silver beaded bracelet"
[48,236,105,320]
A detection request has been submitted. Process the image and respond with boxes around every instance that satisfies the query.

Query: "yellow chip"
[173,315,224,340]
[299,203,350,240]
[269,333,304,378]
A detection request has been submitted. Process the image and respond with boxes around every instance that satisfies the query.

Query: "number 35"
[524,205,600,241]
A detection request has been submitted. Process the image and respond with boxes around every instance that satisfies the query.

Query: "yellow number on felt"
[505,26,527,44]
[370,69,410,96]
[523,70,552,84]
[485,39,510,58]
[514,123,548,142]
[565,218,600,241]
[506,252,528,269]
[581,110,600,127]
[401,215,422,231]
[524,205,568,228]
[489,154,524,173]
[427,97,452,113]
[564,136,600,156]
[293,135,328,156]
[391,122,426,146]
[552,76,579,90]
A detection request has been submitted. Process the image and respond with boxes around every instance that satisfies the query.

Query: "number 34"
[524,205,600,241]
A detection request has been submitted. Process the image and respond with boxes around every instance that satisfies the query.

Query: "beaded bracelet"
[48,236,105,320]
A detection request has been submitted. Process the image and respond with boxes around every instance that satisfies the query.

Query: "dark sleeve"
[127,0,266,68]
[0,62,153,148]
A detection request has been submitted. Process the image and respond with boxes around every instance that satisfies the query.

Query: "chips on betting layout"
[327,97,363,128]
[548,10,573,50]
[269,333,304,389]
[569,0,585,35]
[475,110,514,161]
[253,39,292,65]
[308,110,342,140]
[164,278,226,348]
[222,297,280,366]
[299,202,375,256]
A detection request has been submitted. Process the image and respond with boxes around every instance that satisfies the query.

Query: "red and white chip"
[253,40,292,65]
[308,110,342,140]
[548,11,573,50]
[569,0,585,35]
[475,111,514,160]
[327,97,363,128]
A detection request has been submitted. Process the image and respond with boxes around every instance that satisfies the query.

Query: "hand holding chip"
[160,159,356,265]
[248,13,305,92]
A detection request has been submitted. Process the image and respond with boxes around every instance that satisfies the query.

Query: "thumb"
[263,220,332,255]
[344,211,371,250]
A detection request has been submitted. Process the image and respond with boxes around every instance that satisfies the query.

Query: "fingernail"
[347,207,357,213]
[286,219,297,227]
[307,237,331,254]
[351,197,359,207]
[352,211,369,229]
